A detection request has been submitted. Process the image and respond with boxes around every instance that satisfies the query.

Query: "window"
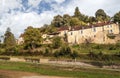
[108,30,113,33]
[107,25,112,28]
[94,35,96,37]
[71,32,73,35]
[92,27,96,32]
[92,26,96,32]
[102,27,104,31]
[80,30,83,34]
[110,30,113,33]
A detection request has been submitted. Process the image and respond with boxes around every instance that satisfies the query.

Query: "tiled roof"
[58,22,115,31]
[48,32,60,35]
[58,26,69,31]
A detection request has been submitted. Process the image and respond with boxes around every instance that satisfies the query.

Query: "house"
[17,21,120,45]
[58,22,120,44]
[17,34,24,45]
[42,32,60,44]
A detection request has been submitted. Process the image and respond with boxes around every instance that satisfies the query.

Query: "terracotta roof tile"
[58,26,69,31]
[58,22,115,31]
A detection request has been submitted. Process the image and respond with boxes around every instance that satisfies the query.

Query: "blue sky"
[0,0,120,38]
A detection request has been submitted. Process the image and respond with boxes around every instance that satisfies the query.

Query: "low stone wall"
[9,57,49,64]
[40,59,49,64]
[10,57,25,62]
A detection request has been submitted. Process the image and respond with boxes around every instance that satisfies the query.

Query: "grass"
[72,44,120,54]
[0,61,120,78]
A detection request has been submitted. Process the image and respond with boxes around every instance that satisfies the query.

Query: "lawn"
[72,44,120,54]
[0,61,119,78]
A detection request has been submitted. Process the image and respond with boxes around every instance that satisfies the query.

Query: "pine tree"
[4,27,16,51]
[74,7,81,18]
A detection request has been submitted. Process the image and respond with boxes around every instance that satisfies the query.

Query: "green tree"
[113,11,120,24]
[52,36,62,49]
[71,50,79,61]
[23,26,43,50]
[74,7,81,18]
[44,48,50,56]
[51,15,64,27]
[70,17,86,26]
[74,7,87,22]
[40,25,57,34]
[88,16,97,24]
[4,27,16,50]
[95,9,110,22]
[63,14,71,26]
[59,46,72,56]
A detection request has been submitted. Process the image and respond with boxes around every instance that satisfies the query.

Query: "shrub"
[54,50,60,58]
[71,50,79,59]
[52,36,62,49]
[44,48,50,56]
[107,33,116,39]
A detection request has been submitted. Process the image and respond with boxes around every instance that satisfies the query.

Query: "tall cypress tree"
[74,7,81,18]
[4,27,16,48]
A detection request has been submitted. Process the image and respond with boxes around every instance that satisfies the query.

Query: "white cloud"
[44,0,65,4]
[28,0,42,7]
[0,0,22,13]
[0,11,56,38]
[0,0,120,38]
[62,0,120,16]
[54,0,65,4]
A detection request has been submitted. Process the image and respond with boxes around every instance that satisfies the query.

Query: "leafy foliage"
[4,27,16,52]
[113,11,120,24]
[74,7,82,18]
[95,9,110,22]
[23,26,43,49]
[51,15,64,27]
[70,17,86,26]
[52,36,62,49]
[107,33,116,39]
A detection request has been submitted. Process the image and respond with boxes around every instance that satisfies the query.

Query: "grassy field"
[0,61,120,78]
[72,44,120,54]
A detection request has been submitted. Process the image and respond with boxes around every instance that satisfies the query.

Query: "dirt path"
[0,70,66,78]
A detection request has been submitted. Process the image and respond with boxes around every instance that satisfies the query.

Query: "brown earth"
[0,69,66,78]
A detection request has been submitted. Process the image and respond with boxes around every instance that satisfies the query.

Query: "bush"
[92,44,101,49]
[107,33,116,39]
[53,46,72,58]
[44,48,51,56]
[71,50,79,59]
[52,36,62,49]
[59,46,72,56]
[54,50,60,58]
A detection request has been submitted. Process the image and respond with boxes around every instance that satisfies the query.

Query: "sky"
[0,0,120,38]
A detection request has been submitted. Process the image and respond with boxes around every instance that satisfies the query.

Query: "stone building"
[17,22,120,45]
[58,22,120,44]
[17,34,24,45]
